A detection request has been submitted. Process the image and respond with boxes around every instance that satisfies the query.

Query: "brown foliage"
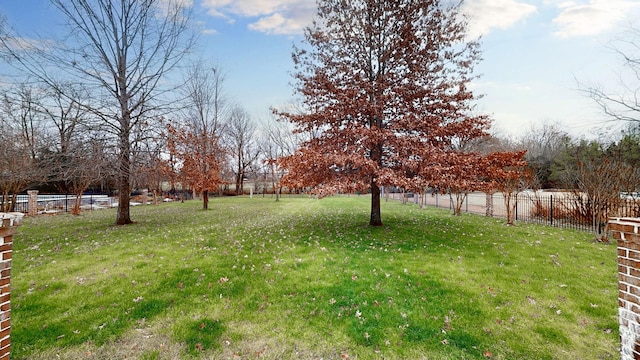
[165,123,224,209]
[277,0,491,225]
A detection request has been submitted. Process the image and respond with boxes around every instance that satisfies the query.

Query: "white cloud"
[463,0,537,38]
[201,0,315,35]
[551,0,640,37]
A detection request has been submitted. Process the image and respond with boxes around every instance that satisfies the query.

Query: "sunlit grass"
[12,195,618,359]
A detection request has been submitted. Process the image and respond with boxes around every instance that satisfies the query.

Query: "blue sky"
[1,0,639,139]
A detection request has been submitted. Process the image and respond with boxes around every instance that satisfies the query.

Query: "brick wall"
[612,217,640,360]
[0,213,23,360]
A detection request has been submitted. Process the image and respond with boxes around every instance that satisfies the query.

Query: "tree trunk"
[72,192,82,216]
[116,131,132,225]
[0,192,7,212]
[235,173,241,195]
[9,193,17,213]
[203,190,209,210]
[504,192,514,225]
[370,179,383,226]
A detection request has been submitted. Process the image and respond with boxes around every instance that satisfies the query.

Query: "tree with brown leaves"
[165,123,224,210]
[164,64,228,210]
[277,0,489,226]
[483,151,530,225]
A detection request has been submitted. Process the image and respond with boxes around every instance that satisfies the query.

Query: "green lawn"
[11,196,618,359]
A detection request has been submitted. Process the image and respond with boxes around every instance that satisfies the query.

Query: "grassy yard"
[11,196,618,359]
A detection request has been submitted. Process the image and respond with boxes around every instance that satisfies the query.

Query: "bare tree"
[226,107,260,195]
[562,140,640,242]
[1,0,194,224]
[583,25,640,125]
[0,85,49,212]
[518,121,570,189]
[0,117,33,212]
[59,137,110,215]
[261,115,303,201]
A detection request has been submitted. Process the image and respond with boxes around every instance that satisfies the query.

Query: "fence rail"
[7,194,115,214]
[386,191,640,233]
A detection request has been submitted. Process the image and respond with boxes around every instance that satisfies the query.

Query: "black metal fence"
[9,194,115,214]
[387,191,640,233]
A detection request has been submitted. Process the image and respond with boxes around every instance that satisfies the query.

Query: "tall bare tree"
[0,85,49,211]
[226,107,260,195]
[1,0,194,224]
[261,116,302,201]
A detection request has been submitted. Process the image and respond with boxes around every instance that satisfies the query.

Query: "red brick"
[622,291,640,305]
[620,248,630,257]
[616,224,640,234]
[1,311,11,322]
[3,252,12,261]
[621,258,640,270]
[630,251,640,261]
[0,294,10,305]
[620,264,629,275]
[0,228,17,239]
[627,233,640,244]
[621,274,640,287]
[621,282,629,292]
[0,328,10,342]
[0,344,10,359]
[1,336,10,348]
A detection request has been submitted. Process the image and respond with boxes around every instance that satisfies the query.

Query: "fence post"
[550,195,554,226]
[515,195,518,221]
[27,190,38,216]
[465,195,468,213]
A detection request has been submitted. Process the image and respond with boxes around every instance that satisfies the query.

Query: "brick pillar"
[27,190,38,216]
[611,217,640,360]
[0,213,23,360]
